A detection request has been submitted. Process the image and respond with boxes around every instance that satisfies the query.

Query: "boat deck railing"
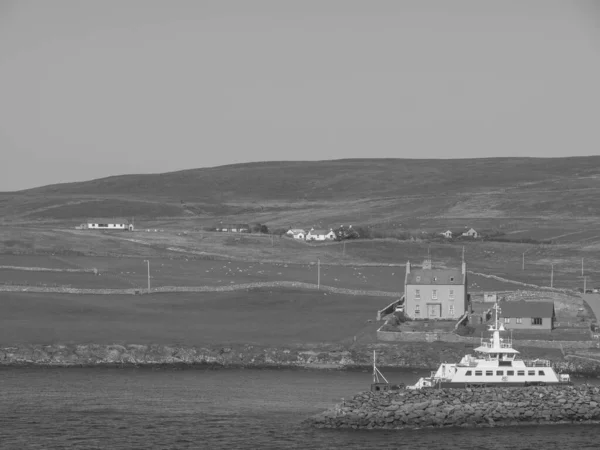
[478,341,513,349]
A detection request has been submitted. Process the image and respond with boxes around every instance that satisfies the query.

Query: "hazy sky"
[1,0,599,191]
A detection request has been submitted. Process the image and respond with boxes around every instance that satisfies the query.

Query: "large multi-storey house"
[404,259,469,320]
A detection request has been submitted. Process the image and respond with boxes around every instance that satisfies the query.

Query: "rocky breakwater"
[307,385,600,430]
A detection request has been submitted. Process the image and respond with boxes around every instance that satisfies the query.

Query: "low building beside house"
[87,218,133,231]
[286,228,307,240]
[462,228,478,238]
[306,228,336,241]
[217,224,250,233]
[499,301,555,331]
[404,259,469,320]
[441,230,453,238]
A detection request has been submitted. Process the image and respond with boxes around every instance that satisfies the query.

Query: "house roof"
[499,301,554,318]
[88,218,129,224]
[309,229,332,235]
[406,268,463,285]
[288,229,306,234]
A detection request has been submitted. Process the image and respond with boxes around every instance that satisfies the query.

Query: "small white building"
[462,228,478,238]
[441,230,453,238]
[306,228,336,241]
[87,218,133,231]
[286,228,307,240]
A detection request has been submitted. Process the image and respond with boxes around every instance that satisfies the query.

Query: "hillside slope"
[1,157,600,223]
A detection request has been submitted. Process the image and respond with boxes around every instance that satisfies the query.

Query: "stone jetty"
[307,385,600,429]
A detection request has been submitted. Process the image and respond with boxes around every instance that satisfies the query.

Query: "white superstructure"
[407,303,571,389]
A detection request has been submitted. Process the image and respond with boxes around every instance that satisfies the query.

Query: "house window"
[414,305,420,315]
[504,318,510,323]
[449,305,455,316]
[528,370,535,376]
[532,318,542,325]
[516,318,522,324]
[475,371,482,376]
[517,370,525,376]
[465,370,472,376]
[507,370,514,376]
[449,289,455,300]
[496,370,504,376]
[416,276,421,282]
[433,277,437,282]
[432,290,437,300]
[415,290,421,300]
[486,370,493,376]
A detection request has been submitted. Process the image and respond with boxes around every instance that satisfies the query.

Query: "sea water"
[1,367,600,449]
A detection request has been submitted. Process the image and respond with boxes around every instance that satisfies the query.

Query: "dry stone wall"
[0,281,399,297]
[307,385,600,430]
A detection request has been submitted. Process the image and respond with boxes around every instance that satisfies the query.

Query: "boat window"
[486,371,493,376]
[517,371,525,376]
[465,370,472,376]
[496,370,504,376]
[507,370,514,376]
[538,370,545,376]
[475,371,482,376]
[528,370,535,376]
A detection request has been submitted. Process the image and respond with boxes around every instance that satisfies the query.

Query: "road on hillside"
[581,293,600,322]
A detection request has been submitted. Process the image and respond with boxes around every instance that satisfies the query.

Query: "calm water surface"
[1,367,600,449]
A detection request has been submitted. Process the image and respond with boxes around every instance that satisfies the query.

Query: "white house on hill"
[87,218,133,231]
[306,228,336,241]
[441,230,453,238]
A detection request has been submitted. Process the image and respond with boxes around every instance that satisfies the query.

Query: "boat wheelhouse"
[407,302,571,389]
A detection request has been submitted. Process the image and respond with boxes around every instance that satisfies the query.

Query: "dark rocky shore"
[307,385,600,430]
[1,343,600,376]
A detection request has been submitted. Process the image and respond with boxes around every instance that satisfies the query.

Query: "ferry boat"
[407,302,571,389]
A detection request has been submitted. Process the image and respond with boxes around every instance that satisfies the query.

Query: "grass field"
[0,289,389,346]
[0,252,531,293]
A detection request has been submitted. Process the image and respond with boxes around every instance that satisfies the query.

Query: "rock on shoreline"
[1,343,599,376]
[306,385,600,430]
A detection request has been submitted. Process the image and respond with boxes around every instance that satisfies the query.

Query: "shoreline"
[1,342,600,377]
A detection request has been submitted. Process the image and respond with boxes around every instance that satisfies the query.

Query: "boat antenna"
[372,350,389,384]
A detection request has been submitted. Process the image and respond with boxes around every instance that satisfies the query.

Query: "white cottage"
[87,218,133,231]
[286,228,307,240]
[306,228,336,241]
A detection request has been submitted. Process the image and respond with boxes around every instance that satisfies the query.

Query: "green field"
[0,289,389,346]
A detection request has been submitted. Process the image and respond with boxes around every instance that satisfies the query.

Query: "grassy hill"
[1,157,600,229]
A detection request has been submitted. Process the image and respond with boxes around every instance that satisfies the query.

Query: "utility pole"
[522,252,525,271]
[551,264,554,288]
[582,258,584,277]
[317,258,320,290]
[143,260,150,293]
[584,276,587,293]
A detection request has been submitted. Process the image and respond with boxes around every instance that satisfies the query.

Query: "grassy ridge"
[1,157,600,226]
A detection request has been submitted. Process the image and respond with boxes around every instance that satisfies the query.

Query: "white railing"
[478,341,513,349]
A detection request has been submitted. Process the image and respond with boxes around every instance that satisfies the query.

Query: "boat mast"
[372,350,389,384]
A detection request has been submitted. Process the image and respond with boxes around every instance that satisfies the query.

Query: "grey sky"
[1,0,599,191]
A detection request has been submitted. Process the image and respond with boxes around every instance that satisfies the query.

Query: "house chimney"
[406,260,411,274]
[422,259,432,270]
